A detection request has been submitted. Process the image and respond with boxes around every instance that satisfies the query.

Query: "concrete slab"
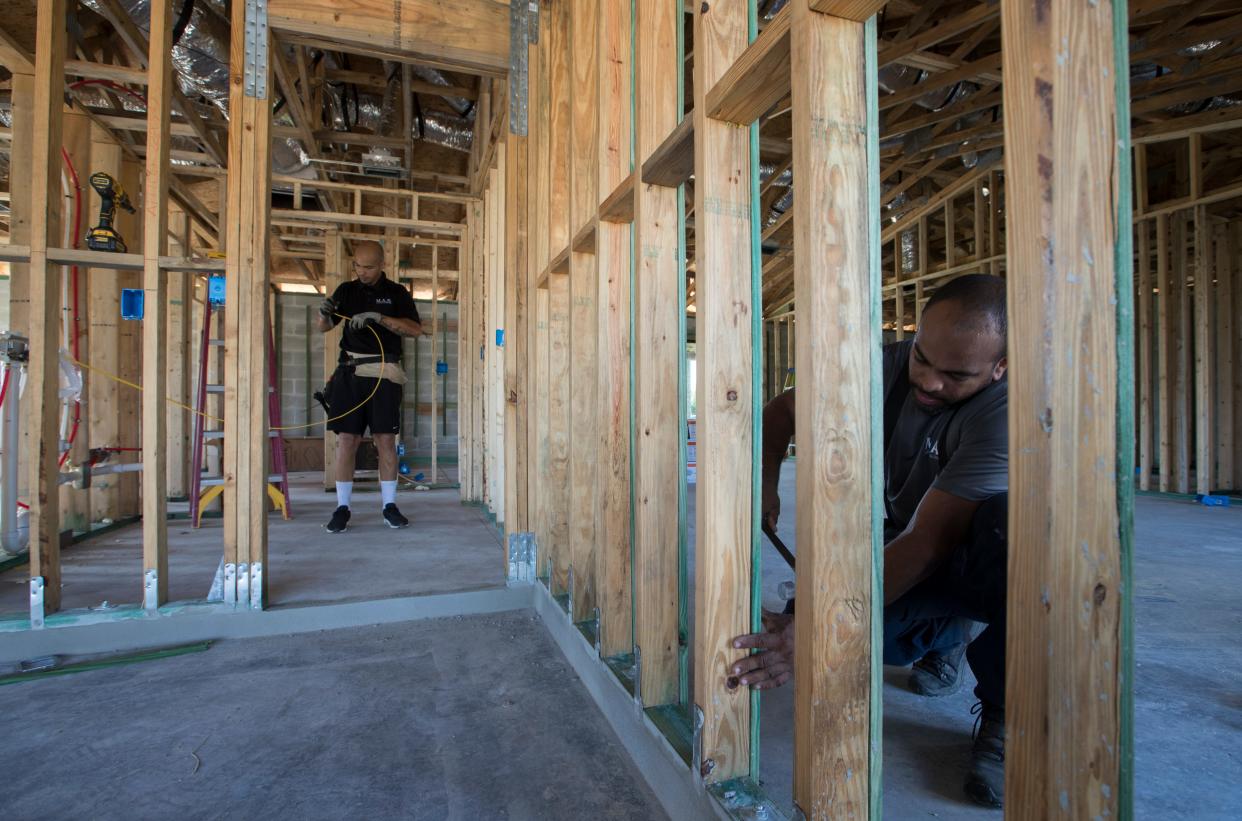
[0,474,504,616]
[0,611,668,821]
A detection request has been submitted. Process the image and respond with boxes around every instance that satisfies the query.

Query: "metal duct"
[421,110,474,154]
[409,65,474,117]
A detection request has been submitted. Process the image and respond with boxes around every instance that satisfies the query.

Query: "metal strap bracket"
[243,0,270,100]
[143,568,159,611]
[249,562,263,610]
[29,577,45,629]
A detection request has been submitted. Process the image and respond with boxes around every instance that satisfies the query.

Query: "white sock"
[381,480,397,507]
[336,481,353,509]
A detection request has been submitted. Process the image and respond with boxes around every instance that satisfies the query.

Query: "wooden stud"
[704,5,791,127]
[223,0,274,603]
[594,0,635,661]
[1217,224,1235,490]
[86,125,124,522]
[472,188,487,504]
[139,0,174,608]
[1156,213,1172,492]
[505,129,530,530]
[27,0,69,614]
[1234,222,1242,491]
[692,0,757,784]
[431,246,440,486]
[1001,0,1129,812]
[790,4,880,816]
[58,111,91,534]
[546,0,573,593]
[322,232,343,492]
[632,0,682,707]
[166,211,193,500]
[1174,214,1191,493]
[566,0,601,622]
[1138,221,1153,491]
[1194,206,1213,494]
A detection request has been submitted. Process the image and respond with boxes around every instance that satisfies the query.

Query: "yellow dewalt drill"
[86,172,136,253]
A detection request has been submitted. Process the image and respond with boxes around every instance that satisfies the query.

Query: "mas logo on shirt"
[373,298,392,305]
[923,436,940,461]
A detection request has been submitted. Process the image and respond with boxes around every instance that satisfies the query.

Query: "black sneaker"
[965,701,1005,808]
[325,505,350,533]
[909,640,969,696]
[382,503,409,529]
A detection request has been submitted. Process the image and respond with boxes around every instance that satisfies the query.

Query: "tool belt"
[335,350,407,385]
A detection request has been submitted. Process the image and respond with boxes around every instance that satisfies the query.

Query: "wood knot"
[700,2,710,13]
[1093,583,1107,606]
[726,390,738,401]
[700,758,716,777]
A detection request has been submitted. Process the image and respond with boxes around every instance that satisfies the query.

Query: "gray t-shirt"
[882,340,1008,541]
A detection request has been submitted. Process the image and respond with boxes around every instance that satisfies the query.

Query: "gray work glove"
[318,296,337,319]
[348,311,383,330]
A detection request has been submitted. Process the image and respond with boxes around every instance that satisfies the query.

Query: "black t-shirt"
[329,273,420,359]
[882,340,1008,540]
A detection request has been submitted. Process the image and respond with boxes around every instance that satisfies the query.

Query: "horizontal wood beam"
[268,0,510,76]
[322,68,478,100]
[704,5,791,126]
[641,116,695,187]
[878,1,999,67]
[599,171,636,223]
[270,208,463,233]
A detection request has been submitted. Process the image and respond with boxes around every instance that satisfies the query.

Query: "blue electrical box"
[208,275,226,305]
[495,328,505,347]
[436,360,448,375]
[120,288,144,320]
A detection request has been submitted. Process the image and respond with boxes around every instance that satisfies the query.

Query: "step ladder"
[188,297,292,527]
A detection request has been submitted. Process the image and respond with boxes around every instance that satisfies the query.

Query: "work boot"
[325,505,350,533]
[908,641,968,696]
[382,503,409,529]
[965,701,1005,808]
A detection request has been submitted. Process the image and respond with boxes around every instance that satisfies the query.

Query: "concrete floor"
[0,611,667,821]
[686,463,1242,819]
[0,473,504,616]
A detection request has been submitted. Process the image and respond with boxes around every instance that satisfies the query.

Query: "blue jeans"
[882,494,1008,707]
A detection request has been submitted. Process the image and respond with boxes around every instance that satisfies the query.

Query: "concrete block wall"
[274,294,459,457]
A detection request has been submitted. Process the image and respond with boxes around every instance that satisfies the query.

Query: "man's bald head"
[351,240,385,285]
[907,274,1008,413]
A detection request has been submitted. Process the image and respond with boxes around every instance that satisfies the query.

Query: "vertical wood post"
[692,0,758,784]
[1157,213,1172,491]
[1001,0,1132,814]
[790,2,883,816]
[1216,225,1235,489]
[1193,206,1213,494]
[504,128,529,531]
[141,0,174,608]
[224,0,274,606]
[633,0,682,706]
[87,125,123,522]
[594,0,635,659]
[568,0,600,623]
[1138,221,1153,491]
[167,211,193,500]
[322,231,343,491]
[27,0,68,615]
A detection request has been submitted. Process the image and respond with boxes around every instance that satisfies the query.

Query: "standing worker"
[315,240,423,532]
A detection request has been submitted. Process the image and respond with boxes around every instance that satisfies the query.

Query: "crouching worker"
[729,274,1010,808]
[314,240,423,532]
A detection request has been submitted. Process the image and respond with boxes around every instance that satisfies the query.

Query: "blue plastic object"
[120,288,144,320]
[495,328,505,347]
[398,462,410,475]
[413,472,425,483]
[1196,494,1231,507]
[436,360,448,375]
[207,275,226,305]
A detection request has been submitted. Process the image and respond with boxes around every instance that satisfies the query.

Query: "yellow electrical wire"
[70,312,391,432]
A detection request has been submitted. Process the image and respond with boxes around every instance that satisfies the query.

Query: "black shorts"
[325,367,403,436]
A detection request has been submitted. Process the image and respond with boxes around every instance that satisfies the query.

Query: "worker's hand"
[727,613,795,691]
[348,311,383,330]
[318,297,337,319]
